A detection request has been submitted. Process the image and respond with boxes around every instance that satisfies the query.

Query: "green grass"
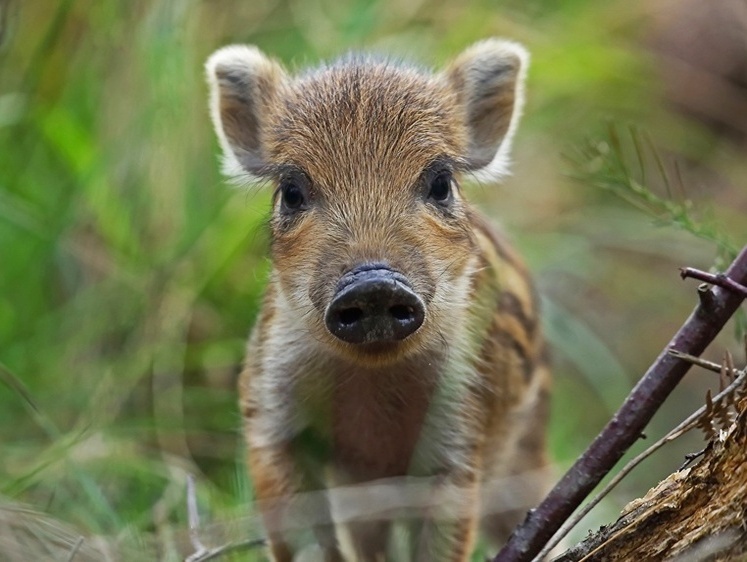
[1,0,746,559]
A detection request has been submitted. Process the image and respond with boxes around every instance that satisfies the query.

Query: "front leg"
[249,443,344,562]
[411,462,482,562]
[247,444,297,562]
[242,356,342,561]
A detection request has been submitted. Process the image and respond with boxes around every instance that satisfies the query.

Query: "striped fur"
[207,39,550,561]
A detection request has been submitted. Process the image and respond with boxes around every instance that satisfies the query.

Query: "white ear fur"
[207,41,528,185]
[205,45,285,185]
[445,39,529,183]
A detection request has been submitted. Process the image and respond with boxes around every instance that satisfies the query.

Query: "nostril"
[389,304,414,321]
[325,267,425,344]
[338,307,363,326]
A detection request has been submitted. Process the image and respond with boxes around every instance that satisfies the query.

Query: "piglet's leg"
[249,446,344,562]
[411,467,482,562]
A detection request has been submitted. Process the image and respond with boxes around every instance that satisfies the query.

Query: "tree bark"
[554,399,747,562]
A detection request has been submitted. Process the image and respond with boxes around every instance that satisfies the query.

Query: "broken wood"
[554,395,747,561]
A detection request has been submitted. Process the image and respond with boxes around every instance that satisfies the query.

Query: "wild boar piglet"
[206,38,551,562]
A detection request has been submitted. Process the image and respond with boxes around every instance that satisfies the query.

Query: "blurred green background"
[1,0,745,560]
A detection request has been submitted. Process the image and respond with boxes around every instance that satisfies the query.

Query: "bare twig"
[493,245,747,562]
[184,538,266,562]
[184,475,266,562]
[186,474,208,560]
[668,350,727,374]
[680,267,747,298]
[678,448,707,471]
[534,358,747,560]
[65,536,84,562]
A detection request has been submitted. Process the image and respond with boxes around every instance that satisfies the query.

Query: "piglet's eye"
[428,172,453,205]
[280,181,307,212]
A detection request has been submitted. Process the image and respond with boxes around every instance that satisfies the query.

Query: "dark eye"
[428,172,453,204]
[280,181,307,213]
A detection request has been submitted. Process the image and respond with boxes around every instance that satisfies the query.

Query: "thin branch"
[186,474,208,560]
[184,538,266,562]
[667,350,727,374]
[534,359,747,560]
[680,267,747,298]
[678,447,706,471]
[493,244,747,562]
[65,536,84,562]
[184,475,266,562]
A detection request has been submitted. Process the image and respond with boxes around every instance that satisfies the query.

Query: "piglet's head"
[206,40,528,362]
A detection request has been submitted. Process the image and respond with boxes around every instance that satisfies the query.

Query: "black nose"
[325,265,425,344]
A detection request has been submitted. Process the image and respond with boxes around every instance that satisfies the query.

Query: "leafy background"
[0,0,745,559]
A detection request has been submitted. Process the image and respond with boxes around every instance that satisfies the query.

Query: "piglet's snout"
[325,265,425,344]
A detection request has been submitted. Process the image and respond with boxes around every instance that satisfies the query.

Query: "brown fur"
[206,40,551,561]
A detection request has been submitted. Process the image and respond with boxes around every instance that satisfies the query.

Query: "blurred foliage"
[0,0,745,559]
[571,124,737,263]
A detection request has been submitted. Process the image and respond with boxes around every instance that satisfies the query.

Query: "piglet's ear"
[205,45,286,182]
[444,39,529,181]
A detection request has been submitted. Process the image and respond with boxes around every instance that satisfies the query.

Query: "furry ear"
[444,39,529,181]
[205,45,286,182]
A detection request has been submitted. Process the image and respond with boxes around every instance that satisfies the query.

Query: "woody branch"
[493,244,747,562]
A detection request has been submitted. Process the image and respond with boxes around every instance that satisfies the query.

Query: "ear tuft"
[445,39,529,182]
[205,45,286,184]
